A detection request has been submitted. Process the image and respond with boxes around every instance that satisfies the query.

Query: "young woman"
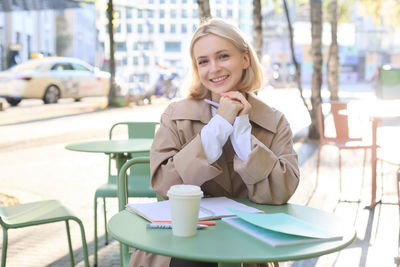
[129,18,300,267]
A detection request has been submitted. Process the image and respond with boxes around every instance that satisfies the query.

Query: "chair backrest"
[109,121,159,140]
[318,101,355,141]
[107,122,159,183]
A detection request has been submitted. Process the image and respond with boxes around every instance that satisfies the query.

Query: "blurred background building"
[0,0,399,91]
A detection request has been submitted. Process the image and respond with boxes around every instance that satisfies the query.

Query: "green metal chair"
[94,122,158,267]
[0,199,89,267]
[115,156,152,267]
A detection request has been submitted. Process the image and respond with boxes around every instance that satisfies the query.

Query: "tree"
[253,0,263,60]
[282,0,312,121]
[197,0,211,20]
[327,0,339,101]
[309,0,323,139]
[106,0,117,104]
[55,14,72,56]
[324,0,355,102]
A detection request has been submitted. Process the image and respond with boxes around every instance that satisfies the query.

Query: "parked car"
[0,57,110,106]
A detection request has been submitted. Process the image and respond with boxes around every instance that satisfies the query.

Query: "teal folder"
[223,209,343,247]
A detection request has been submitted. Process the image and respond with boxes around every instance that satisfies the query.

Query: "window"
[170,9,177,18]
[192,8,197,18]
[227,9,233,18]
[51,63,73,71]
[216,9,221,17]
[159,24,165,33]
[159,9,165,18]
[127,24,132,33]
[147,22,154,33]
[138,9,143,18]
[144,55,150,66]
[138,24,143,33]
[142,42,150,50]
[181,24,187,33]
[164,42,181,52]
[170,24,176,33]
[116,42,126,51]
[148,10,154,18]
[182,9,187,18]
[133,56,139,65]
[133,42,138,50]
[123,57,127,66]
[72,64,90,71]
[126,7,132,19]
[115,24,121,33]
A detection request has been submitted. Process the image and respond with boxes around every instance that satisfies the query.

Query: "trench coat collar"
[170,93,278,134]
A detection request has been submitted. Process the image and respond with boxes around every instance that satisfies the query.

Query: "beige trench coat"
[129,94,300,267]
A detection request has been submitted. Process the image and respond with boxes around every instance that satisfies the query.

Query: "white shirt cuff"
[230,114,252,162]
[200,114,233,164]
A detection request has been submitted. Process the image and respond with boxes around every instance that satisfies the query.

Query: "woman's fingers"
[221,91,251,116]
[216,96,243,124]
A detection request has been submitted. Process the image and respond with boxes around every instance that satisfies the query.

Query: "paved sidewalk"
[1,83,399,267]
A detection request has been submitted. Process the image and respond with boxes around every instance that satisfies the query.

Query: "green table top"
[65,139,153,154]
[108,199,356,264]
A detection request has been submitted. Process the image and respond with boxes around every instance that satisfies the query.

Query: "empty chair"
[316,101,374,193]
[94,122,158,267]
[0,199,89,267]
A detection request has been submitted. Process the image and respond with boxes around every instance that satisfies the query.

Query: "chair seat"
[0,200,75,228]
[95,176,156,198]
[322,139,373,149]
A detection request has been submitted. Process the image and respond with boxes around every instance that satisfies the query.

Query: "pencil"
[204,99,220,107]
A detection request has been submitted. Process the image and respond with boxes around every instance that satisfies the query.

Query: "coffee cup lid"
[167,184,203,198]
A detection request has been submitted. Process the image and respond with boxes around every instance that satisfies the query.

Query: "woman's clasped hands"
[215,91,252,124]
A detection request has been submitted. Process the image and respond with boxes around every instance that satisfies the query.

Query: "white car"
[0,57,111,106]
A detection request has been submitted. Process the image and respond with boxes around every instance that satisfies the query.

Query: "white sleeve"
[230,114,252,162]
[200,114,233,164]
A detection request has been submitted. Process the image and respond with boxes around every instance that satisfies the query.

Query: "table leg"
[114,153,130,267]
[369,118,379,209]
[218,263,241,267]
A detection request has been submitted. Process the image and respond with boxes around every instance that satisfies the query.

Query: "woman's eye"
[220,54,230,59]
[198,59,208,65]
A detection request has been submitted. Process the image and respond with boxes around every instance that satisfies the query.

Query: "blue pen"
[147,223,208,229]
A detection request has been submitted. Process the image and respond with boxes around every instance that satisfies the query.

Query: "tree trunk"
[197,0,211,20]
[107,0,117,105]
[283,0,312,120]
[327,0,339,101]
[309,0,323,140]
[253,0,262,61]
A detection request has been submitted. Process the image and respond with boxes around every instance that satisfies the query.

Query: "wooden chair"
[316,101,374,193]
[94,122,158,267]
[0,199,89,267]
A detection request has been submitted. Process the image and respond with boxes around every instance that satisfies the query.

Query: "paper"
[125,197,262,222]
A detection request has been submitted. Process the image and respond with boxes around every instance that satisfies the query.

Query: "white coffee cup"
[167,184,204,237]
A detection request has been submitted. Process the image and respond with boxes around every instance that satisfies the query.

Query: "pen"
[152,220,216,226]
[204,99,220,107]
[147,223,209,229]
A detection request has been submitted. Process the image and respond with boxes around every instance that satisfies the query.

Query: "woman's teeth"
[211,75,228,82]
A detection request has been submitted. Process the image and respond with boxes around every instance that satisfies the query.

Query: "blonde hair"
[187,18,264,99]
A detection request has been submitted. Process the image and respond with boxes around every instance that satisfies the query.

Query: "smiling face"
[192,34,250,98]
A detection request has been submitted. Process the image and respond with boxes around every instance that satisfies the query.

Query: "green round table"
[66,139,153,173]
[108,200,356,267]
